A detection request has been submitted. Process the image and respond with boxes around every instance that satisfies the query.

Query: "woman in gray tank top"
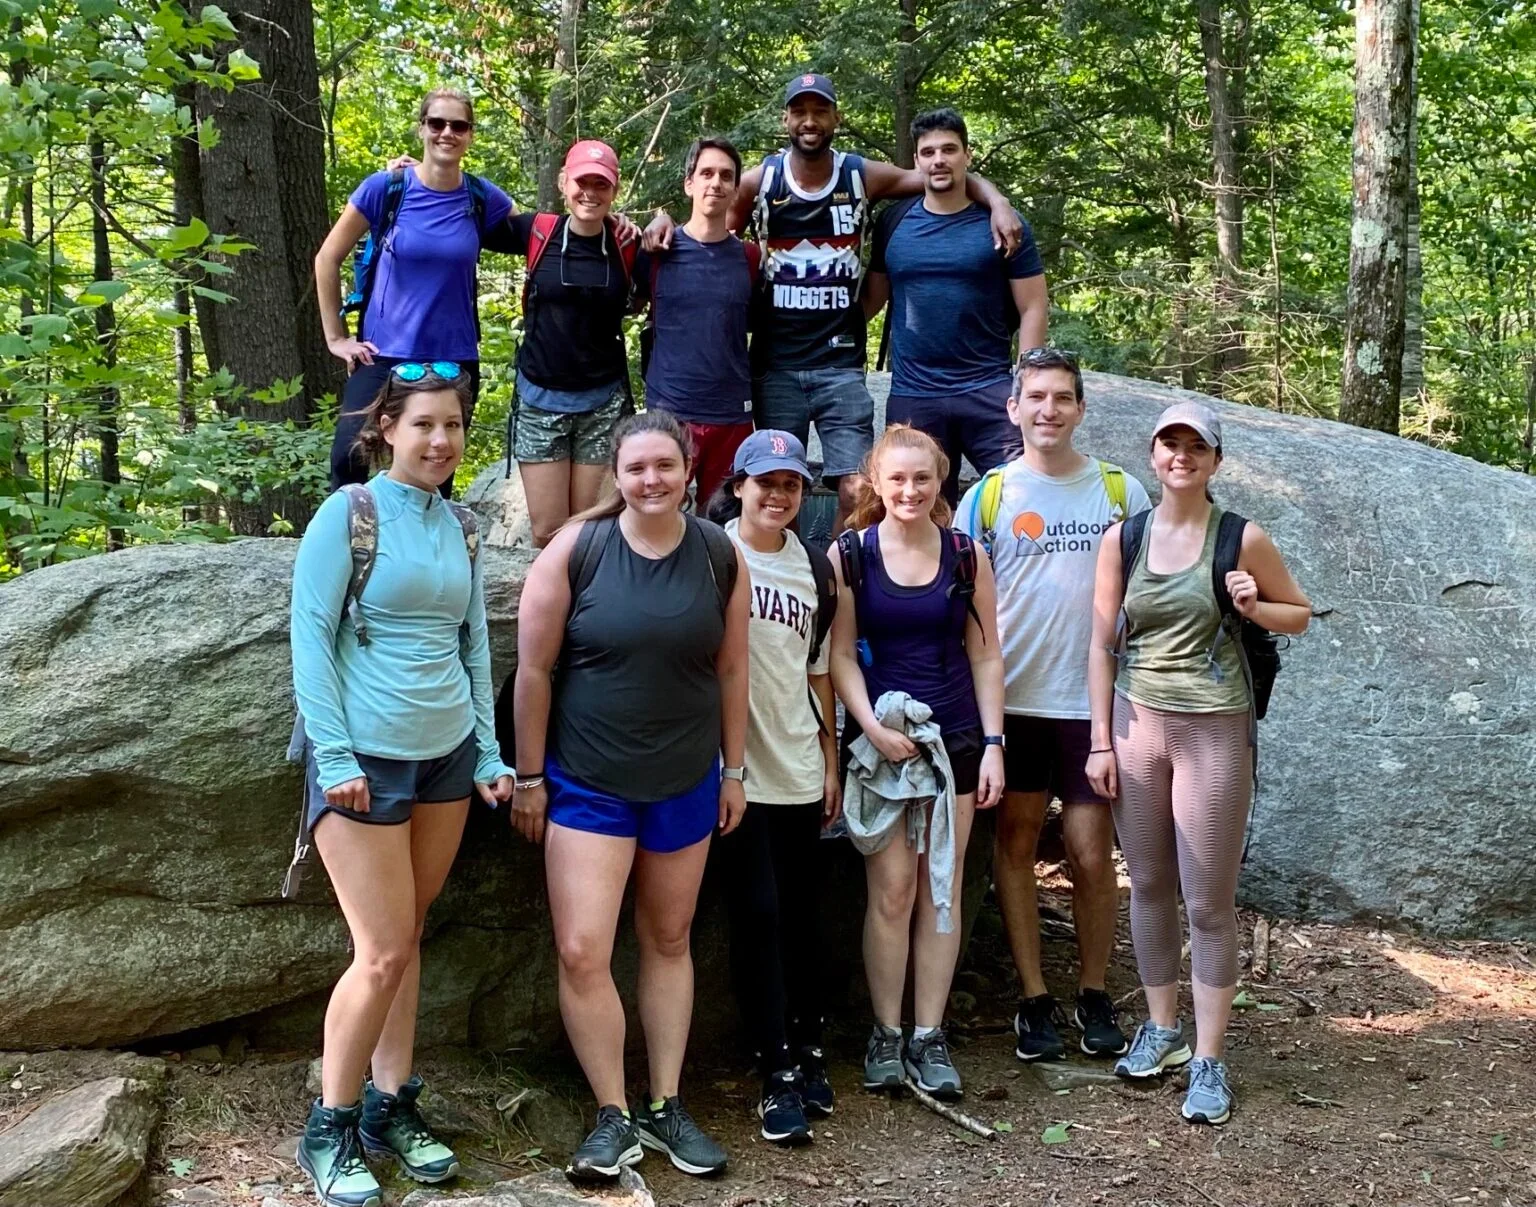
[1086,402,1310,1129]
[509,410,750,1183]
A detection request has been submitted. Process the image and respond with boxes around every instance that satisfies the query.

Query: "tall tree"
[1199,0,1248,392]
[1339,0,1418,432]
[88,130,124,551]
[537,0,584,210]
[1399,0,1423,406]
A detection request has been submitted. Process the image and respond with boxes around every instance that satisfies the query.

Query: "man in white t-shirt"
[957,348,1151,1064]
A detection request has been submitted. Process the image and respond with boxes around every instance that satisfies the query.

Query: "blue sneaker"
[1114,1021,1193,1079]
[757,1069,812,1145]
[796,1045,834,1117]
[1181,1057,1233,1125]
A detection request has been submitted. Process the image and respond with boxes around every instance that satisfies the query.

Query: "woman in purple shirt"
[315,88,513,494]
[828,424,1006,1102]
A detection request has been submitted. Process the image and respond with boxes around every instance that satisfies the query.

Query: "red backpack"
[522,212,640,312]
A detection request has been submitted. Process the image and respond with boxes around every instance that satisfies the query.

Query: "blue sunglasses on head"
[392,360,462,383]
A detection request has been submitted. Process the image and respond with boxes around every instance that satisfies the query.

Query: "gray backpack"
[281,484,480,898]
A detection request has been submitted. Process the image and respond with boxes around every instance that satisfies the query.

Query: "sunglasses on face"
[392,361,462,382]
[424,117,473,134]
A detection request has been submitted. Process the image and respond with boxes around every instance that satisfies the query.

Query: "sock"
[649,1098,666,1112]
[912,1025,938,1041]
[620,1107,631,1120]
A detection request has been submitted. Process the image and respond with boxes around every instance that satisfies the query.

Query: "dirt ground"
[5,880,1533,1207]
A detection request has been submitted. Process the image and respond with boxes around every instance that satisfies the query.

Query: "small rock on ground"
[1030,1061,1122,1090]
[401,1167,654,1207]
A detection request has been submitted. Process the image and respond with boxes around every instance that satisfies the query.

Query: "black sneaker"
[635,1094,727,1176]
[1075,988,1130,1057]
[797,1045,835,1117]
[1014,994,1067,1062]
[566,1105,642,1183]
[757,1070,812,1145]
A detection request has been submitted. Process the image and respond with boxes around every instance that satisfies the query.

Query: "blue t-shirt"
[871,200,1043,396]
[349,170,514,361]
[642,229,754,425]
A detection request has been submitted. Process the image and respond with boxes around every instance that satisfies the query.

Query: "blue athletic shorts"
[305,730,476,832]
[545,756,720,853]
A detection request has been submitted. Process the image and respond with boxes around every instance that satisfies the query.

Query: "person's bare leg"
[314,816,417,1106]
[569,462,610,520]
[862,837,920,1028]
[911,793,977,1027]
[546,823,636,1107]
[633,835,712,1099]
[833,475,860,537]
[1190,979,1236,1060]
[518,459,574,548]
[993,790,1050,998]
[1060,802,1118,992]
[370,798,471,1093]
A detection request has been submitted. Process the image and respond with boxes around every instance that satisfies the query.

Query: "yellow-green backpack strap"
[1097,460,1128,522]
[977,466,1005,556]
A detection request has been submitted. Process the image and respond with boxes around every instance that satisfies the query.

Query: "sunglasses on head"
[1016,346,1080,371]
[392,361,462,383]
[424,116,473,134]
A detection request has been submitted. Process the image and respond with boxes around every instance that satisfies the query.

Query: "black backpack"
[1119,508,1283,720]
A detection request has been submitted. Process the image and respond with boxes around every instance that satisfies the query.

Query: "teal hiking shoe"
[635,1094,727,1176]
[296,1100,383,1207]
[359,1075,460,1183]
[1114,1020,1193,1079]
[1181,1057,1233,1125]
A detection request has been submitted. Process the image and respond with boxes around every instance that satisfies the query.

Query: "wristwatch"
[722,766,747,783]
[982,735,1006,750]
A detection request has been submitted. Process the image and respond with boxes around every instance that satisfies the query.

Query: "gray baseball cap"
[733,429,814,483]
[1152,401,1222,449]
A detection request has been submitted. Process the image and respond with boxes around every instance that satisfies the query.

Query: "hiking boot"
[904,1028,963,1100]
[1014,993,1066,1062]
[296,1100,383,1207]
[1181,1057,1233,1125]
[863,1024,904,1090]
[635,1094,727,1176]
[566,1105,642,1183]
[1114,1020,1193,1079]
[797,1044,835,1117]
[757,1069,812,1145]
[1074,989,1130,1058]
[359,1075,459,1183]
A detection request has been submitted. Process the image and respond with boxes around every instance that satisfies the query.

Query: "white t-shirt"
[957,457,1152,719]
[726,519,832,804]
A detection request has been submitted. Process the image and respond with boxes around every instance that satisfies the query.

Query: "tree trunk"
[88,131,124,551]
[195,0,335,533]
[1339,0,1417,432]
[1399,0,1423,403]
[892,0,920,169]
[537,0,583,210]
[1199,0,1246,393]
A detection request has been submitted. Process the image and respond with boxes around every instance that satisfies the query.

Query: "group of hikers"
[287,72,1313,1207]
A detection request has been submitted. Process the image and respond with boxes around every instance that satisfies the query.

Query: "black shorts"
[839,723,984,798]
[1003,715,1107,805]
[305,731,476,832]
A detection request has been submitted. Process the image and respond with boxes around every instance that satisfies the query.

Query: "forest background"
[0,0,1529,575]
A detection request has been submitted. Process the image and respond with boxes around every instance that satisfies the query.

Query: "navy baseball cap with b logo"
[734,429,814,483]
[784,72,837,106]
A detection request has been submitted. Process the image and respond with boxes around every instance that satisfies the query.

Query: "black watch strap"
[982,734,1006,748]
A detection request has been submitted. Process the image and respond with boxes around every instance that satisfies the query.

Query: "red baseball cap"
[564,140,620,187]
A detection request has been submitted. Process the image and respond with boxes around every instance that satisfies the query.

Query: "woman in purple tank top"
[828,425,1006,1101]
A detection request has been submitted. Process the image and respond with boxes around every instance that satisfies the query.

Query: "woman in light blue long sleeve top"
[288,362,512,1207]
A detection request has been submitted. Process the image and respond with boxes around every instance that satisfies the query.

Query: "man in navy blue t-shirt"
[639,136,757,505]
[864,108,1048,504]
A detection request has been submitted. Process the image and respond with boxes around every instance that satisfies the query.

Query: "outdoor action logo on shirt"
[1008,511,1113,557]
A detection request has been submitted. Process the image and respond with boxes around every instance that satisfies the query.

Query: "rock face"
[0,1076,160,1207]
[1,371,1532,1052]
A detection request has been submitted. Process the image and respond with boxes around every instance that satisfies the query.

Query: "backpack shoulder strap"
[445,501,480,568]
[568,515,614,601]
[835,527,864,595]
[947,529,985,638]
[464,173,490,238]
[1118,507,1152,601]
[1212,509,1248,619]
[608,216,640,284]
[1096,460,1129,522]
[378,167,408,239]
[752,152,782,241]
[743,240,762,287]
[800,534,839,664]
[524,212,562,287]
[339,483,379,645]
[976,466,1006,557]
[691,515,739,614]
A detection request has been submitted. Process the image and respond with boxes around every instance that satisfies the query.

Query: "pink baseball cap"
[564,140,620,187]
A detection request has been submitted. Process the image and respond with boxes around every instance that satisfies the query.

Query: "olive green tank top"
[1116,506,1248,714]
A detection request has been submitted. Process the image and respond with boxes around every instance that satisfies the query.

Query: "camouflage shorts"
[513,387,626,466]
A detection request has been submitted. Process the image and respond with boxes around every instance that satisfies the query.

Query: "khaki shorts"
[513,388,626,465]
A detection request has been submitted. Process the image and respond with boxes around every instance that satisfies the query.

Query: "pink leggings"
[1111,696,1252,988]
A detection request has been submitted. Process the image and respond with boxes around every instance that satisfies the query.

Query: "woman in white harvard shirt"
[704,430,841,1148]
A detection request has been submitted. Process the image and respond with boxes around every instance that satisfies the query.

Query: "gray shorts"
[306,731,476,832]
[753,368,874,479]
[514,387,626,465]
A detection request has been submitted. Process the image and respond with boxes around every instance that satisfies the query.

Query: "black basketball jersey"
[750,150,869,372]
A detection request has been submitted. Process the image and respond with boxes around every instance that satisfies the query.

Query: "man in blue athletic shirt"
[638,136,756,506]
[863,108,1049,505]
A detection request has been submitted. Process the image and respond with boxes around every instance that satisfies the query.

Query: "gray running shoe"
[635,1095,726,1176]
[1114,1020,1193,1079]
[566,1105,642,1183]
[904,1028,963,1100]
[1181,1057,1233,1125]
[863,1024,904,1090]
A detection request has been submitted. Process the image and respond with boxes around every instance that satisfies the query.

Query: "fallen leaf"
[993,1120,1014,1133]
[169,1156,196,1178]
[1041,1122,1070,1145]
[1490,1134,1507,1151]
[1147,1137,1163,1149]
[1231,990,1257,1009]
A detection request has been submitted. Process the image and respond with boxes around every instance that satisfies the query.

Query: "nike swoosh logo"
[770,197,791,206]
